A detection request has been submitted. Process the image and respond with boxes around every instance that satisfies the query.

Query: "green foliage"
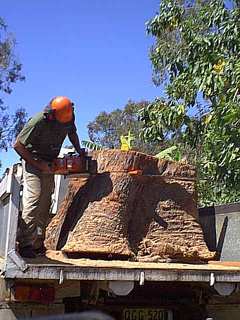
[87,100,161,154]
[0,18,26,153]
[0,19,25,95]
[155,145,179,161]
[82,140,103,151]
[0,107,26,151]
[140,99,190,142]
[142,0,240,205]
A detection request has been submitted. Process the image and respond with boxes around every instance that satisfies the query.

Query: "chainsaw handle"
[67,149,85,156]
[65,148,86,157]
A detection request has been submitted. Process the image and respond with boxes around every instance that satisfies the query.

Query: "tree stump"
[45,149,215,262]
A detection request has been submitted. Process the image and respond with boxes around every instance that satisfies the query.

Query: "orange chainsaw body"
[52,152,94,175]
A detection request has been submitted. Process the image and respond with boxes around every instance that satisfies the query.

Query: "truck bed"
[4,250,240,284]
[2,166,240,287]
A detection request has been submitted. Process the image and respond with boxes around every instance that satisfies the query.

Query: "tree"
[0,18,26,153]
[87,100,161,154]
[140,0,240,205]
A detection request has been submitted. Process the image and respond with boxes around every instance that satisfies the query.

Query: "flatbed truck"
[1,164,240,320]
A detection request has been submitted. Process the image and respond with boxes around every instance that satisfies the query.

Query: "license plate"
[123,308,171,320]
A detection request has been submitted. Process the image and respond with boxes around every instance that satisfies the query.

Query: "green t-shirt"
[17,112,77,161]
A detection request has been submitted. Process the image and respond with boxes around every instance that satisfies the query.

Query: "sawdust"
[42,250,240,271]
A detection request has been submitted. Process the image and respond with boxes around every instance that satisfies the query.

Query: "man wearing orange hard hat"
[14,96,83,258]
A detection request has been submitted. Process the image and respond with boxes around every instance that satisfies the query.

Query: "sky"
[1,0,161,173]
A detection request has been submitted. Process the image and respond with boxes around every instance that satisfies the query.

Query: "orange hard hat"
[50,96,73,123]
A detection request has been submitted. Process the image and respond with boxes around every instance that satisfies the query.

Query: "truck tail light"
[15,284,55,304]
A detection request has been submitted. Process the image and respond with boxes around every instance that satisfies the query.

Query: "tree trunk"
[45,150,215,262]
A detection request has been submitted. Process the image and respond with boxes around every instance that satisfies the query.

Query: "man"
[14,96,83,258]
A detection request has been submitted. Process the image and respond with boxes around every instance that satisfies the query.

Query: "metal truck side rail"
[0,165,28,274]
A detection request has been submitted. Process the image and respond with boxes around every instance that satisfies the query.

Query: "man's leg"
[19,162,42,256]
[34,173,55,251]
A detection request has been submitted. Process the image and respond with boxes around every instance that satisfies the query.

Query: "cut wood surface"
[45,149,215,263]
[208,261,240,267]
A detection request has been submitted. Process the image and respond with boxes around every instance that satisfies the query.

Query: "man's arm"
[14,113,52,173]
[68,132,84,155]
[14,140,52,173]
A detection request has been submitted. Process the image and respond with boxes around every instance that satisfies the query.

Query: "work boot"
[19,245,37,258]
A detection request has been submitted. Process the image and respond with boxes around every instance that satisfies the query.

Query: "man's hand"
[68,132,83,155]
[36,160,53,174]
[78,148,86,156]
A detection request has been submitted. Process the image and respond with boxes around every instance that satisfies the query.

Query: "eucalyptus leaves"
[141,0,240,205]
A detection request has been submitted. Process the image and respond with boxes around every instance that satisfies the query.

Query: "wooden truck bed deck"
[4,250,240,284]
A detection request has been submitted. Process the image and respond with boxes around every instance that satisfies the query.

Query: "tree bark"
[45,149,215,262]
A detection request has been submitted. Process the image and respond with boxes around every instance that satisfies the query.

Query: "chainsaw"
[51,149,97,176]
